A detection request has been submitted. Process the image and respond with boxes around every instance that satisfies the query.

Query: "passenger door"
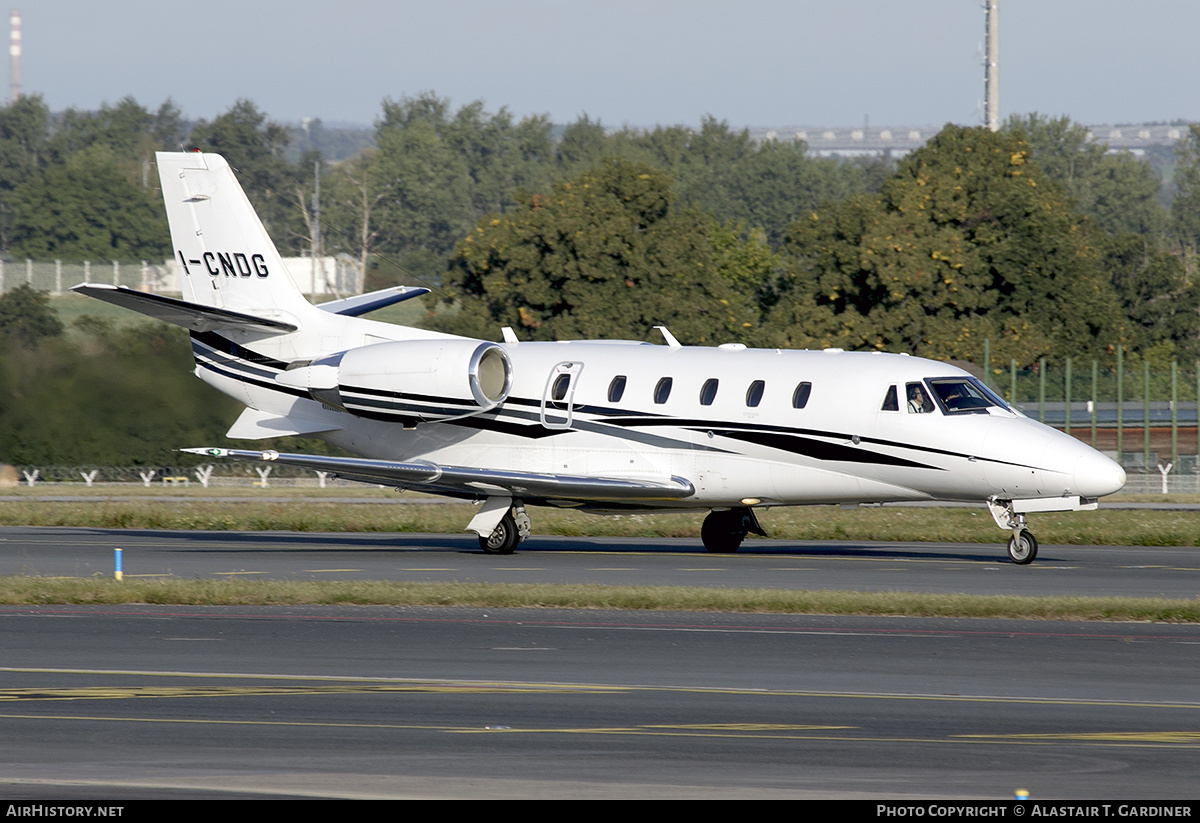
[540,362,583,429]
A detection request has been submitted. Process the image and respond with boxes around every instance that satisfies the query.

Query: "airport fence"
[4,464,369,490]
[5,465,1194,494]
[0,259,174,294]
[0,256,366,297]
[980,342,1200,478]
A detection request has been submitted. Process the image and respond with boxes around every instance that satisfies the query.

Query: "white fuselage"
[194,327,1125,511]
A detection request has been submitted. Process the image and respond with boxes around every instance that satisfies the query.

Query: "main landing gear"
[987,498,1038,565]
[701,507,767,553]
[478,502,532,555]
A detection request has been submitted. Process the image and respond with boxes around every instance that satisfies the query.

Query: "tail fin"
[77,151,441,344]
[158,151,317,322]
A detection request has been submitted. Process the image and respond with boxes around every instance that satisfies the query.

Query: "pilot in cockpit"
[907,383,934,414]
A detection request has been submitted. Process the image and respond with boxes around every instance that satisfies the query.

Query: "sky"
[14,1,1200,129]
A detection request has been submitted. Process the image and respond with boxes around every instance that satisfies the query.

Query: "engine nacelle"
[278,339,512,423]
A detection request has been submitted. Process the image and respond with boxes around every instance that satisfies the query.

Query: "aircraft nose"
[1073,448,1126,498]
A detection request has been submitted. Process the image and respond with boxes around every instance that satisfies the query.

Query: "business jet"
[73,151,1126,562]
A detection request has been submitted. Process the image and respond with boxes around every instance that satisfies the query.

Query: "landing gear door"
[541,362,583,429]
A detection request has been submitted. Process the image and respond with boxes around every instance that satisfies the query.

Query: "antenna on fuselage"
[654,326,681,348]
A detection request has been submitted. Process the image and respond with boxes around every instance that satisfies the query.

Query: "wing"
[181,447,695,503]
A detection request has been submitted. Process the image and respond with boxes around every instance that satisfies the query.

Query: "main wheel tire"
[480,513,519,555]
[701,511,744,554]
[1007,529,1038,565]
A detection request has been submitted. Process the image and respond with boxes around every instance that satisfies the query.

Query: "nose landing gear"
[988,498,1038,565]
[1006,528,1038,565]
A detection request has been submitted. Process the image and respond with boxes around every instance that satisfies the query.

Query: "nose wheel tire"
[1007,529,1038,565]
[480,513,519,555]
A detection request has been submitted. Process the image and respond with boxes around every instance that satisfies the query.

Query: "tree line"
[2,92,1200,464]
[2,92,1196,367]
[0,92,887,272]
[430,112,1200,371]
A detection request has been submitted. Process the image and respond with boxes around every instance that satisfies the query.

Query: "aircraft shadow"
[71,527,1016,563]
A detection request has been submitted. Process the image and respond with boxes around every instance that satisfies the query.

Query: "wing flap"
[181,448,695,502]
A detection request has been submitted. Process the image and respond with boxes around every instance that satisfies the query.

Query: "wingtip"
[179,447,228,457]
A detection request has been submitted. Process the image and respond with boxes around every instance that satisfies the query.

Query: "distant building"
[747,123,1188,157]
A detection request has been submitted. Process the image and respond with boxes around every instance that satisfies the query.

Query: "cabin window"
[792,382,812,409]
[906,382,934,414]
[745,380,765,407]
[699,379,719,406]
[881,385,899,411]
[608,375,627,403]
[654,377,673,404]
[550,374,571,402]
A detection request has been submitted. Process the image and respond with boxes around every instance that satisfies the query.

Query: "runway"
[1,527,1199,799]
[2,605,1200,799]
[0,526,1198,598]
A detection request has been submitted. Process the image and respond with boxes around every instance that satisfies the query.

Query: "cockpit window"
[906,382,934,414]
[881,385,899,411]
[926,377,1010,414]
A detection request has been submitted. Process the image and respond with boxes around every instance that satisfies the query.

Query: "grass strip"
[1,500,1198,546]
[0,577,1198,622]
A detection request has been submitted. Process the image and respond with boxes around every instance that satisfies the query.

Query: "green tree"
[555,115,607,174]
[708,220,778,311]
[53,97,153,158]
[1007,113,1165,238]
[1007,115,1191,360]
[6,144,169,261]
[371,96,472,284]
[0,95,189,258]
[324,148,389,283]
[559,117,888,250]
[446,101,555,217]
[0,320,239,465]
[286,117,373,164]
[355,94,559,288]
[190,100,303,253]
[0,284,63,347]
[0,95,53,250]
[151,100,187,153]
[1104,233,1200,362]
[433,159,759,344]
[1171,124,1200,264]
[768,125,1126,365]
[719,137,876,248]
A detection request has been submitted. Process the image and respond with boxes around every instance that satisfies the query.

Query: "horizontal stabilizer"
[71,284,297,334]
[181,448,695,502]
[316,285,430,317]
[225,407,343,440]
